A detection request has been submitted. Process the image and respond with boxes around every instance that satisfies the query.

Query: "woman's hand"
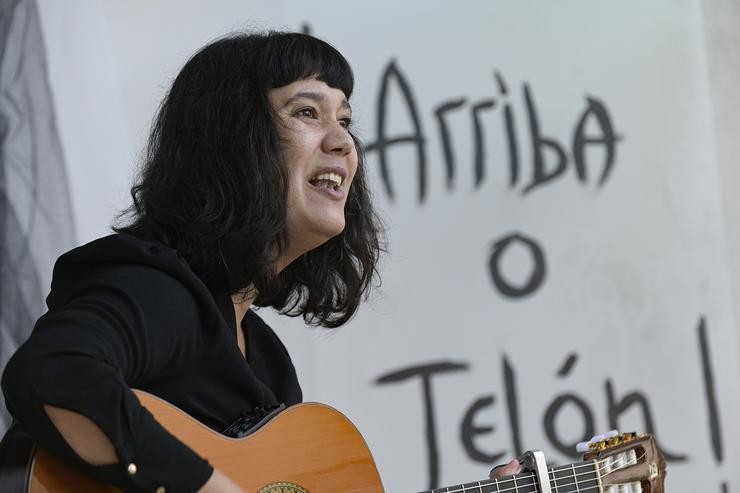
[489,459,521,479]
[198,469,247,493]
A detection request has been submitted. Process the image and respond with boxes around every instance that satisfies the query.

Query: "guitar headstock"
[581,432,667,493]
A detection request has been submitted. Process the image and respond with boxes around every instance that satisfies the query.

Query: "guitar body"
[22,391,384,493]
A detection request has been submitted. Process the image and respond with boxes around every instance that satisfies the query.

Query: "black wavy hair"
[115,31,383,327]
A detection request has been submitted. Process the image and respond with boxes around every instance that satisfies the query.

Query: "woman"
[2,31,382,492]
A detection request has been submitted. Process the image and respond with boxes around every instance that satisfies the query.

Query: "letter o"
[488,232,546,298]
[543,394,595,459]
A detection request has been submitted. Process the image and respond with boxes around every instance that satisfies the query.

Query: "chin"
[289,213,346,252]
[321,222,346,241]
[313,219,346,245]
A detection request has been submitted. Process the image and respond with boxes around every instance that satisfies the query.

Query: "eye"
[339,117,352,129]
[295,107,318,119]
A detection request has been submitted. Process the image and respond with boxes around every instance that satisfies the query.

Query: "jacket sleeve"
[1,265,214,492]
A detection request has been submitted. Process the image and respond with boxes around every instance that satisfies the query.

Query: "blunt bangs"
[258,32,354,98]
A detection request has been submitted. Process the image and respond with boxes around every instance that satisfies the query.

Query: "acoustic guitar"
[0,390,666,492]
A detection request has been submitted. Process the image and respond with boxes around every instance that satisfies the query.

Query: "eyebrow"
[284,91,352,112]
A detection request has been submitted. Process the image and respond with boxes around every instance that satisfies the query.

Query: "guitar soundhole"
[257,481,309,493]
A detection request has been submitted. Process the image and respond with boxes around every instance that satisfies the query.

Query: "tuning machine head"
[576,430,639,453]
[578,432,667,493]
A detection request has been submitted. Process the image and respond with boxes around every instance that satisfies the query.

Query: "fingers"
[489,459,520,479]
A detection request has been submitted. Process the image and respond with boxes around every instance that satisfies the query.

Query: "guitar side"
[27,391,384,493]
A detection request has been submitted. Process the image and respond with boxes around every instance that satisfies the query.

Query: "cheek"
[280,121,309,160]
[284,135,317,175]
[282,144,308,184]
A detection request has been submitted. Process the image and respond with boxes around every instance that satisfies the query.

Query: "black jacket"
[2,234,302,492]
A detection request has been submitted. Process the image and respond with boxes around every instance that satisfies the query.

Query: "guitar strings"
[532,453,645,493]
[432,450,647,493]
[502,451,644,493]
[476,457,629,490]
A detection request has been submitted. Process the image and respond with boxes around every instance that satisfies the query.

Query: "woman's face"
[270,78,358,259]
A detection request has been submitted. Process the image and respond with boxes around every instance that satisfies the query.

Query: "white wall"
[703,0,740,367]
[32,1,740,491]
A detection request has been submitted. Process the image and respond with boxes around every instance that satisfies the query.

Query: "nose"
[322,123,354,157]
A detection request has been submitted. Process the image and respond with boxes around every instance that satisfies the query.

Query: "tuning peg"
[577,434,602,453]
[576,430,624,453]
[576,441,591,453]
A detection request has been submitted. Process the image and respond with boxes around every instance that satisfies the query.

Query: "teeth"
[312,172,343,187]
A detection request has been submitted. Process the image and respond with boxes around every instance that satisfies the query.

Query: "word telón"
[376,317,721,490]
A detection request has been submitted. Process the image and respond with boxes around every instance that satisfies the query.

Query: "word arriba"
[365,62,622,202]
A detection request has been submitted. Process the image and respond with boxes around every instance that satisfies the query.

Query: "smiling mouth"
[309,172,344,191]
